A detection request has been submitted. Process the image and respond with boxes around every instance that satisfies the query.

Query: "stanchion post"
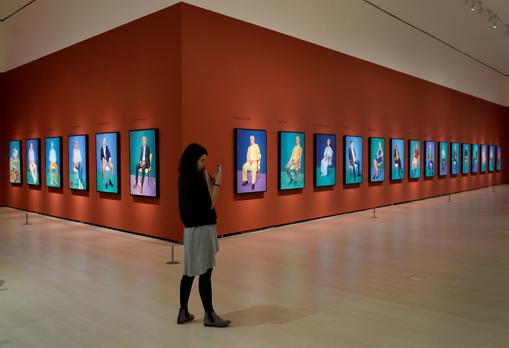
[448,194,451,203]
[370,207,378,219]
[166,244,180,265]
[22,212,31,226]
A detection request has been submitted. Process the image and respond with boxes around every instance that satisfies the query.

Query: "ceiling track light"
[465,0,508,34]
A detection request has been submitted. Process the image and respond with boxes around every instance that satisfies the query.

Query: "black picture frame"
[129,128,159,197]
[9,139,23,185]
[314,133,337,188]
[461,143,470,175]
[390,138,405,182]
[95,132,121,194]
[234,128,268,194]
[26,138,41,186]
[344,135,363,185]
[68,134,89,191]
[45,136,63,189]
[408,139,421,181]
[424,141,436,178]
[278,131,305,191]
[368,137,385,183]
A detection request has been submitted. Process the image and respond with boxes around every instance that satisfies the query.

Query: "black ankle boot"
[204,311,231,327]
[177,308,195,324]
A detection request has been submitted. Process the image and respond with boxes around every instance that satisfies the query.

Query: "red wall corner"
[1,2,508,240]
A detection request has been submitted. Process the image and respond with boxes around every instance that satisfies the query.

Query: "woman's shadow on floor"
[220,305,317,328]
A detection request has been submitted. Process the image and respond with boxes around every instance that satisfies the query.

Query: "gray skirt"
[183,224,219,276]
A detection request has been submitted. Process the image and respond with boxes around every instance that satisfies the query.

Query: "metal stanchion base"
[166,245,180,265]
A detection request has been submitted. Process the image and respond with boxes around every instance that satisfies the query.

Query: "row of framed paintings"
[8,129,159,197]
[234,128,502,194]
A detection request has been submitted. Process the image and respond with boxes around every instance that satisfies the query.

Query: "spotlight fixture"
[464,0,508,34]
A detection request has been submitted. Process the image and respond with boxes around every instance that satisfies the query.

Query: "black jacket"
[178,172,217,227]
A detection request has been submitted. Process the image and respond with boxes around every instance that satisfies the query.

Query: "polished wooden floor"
[1,186,509,347]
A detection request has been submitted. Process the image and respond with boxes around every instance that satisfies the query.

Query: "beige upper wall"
[0,0,508,106]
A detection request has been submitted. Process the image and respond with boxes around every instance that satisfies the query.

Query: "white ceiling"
[367,0,509,75]
[0,0,507,104]
[1,0,508,75]
[0,0,32,20]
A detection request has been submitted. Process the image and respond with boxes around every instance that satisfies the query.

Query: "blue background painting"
[279,131,305,190]
[472,144,479,173]
[425,141,436,178]
[9,140,22,184]
[481,144,487,173]
[496,145,502,171]
[391,139,405,181]
[451,143,460,175]
[369,138,385,183]
[96,132,119,194]
[439,142,449,176]
[315,134,336,187]
[462,144,470,175]
[409,140,421,179]
[488,145,495,172]
[235,128,267,193]
[45,137,62,188]
[68,135,88,190]
[26,139,40,185]
[344,136,362,185]
[129,129,158,197]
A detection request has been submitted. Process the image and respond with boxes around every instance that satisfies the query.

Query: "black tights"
[180,268,214,315]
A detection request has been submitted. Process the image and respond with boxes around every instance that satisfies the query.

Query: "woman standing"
[177,143,231,328]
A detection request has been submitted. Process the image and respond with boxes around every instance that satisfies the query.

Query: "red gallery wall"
[1,5,182,240]
[0,72,5,206]
[1,2,508,241]
[180,4,509,236]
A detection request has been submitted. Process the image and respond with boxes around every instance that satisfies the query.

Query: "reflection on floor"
[1,186,509,347]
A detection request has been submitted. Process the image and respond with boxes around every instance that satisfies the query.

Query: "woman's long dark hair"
[179,143,208,175]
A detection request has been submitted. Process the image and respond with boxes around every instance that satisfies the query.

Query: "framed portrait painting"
[471,144,479,174]
[425,141,436,178]
[9,140,22,184]
[461,144,470,175]
[451,142,460,176]
[390,138,405,181]
[314,133,336,187]
[96,132,120,194]
[409,140,421,180]
[438,142,448,177]
[26,138,41,186]
[129,128,158,197]
[45,137,62,188]
[279,131,305,190]
[496,145,502,172]
[235,128,267,193]
[344,136,363,185]
[481,144,487,173]
[68,135,88,190]
[369,137,385,183]
[488,145,495,173]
